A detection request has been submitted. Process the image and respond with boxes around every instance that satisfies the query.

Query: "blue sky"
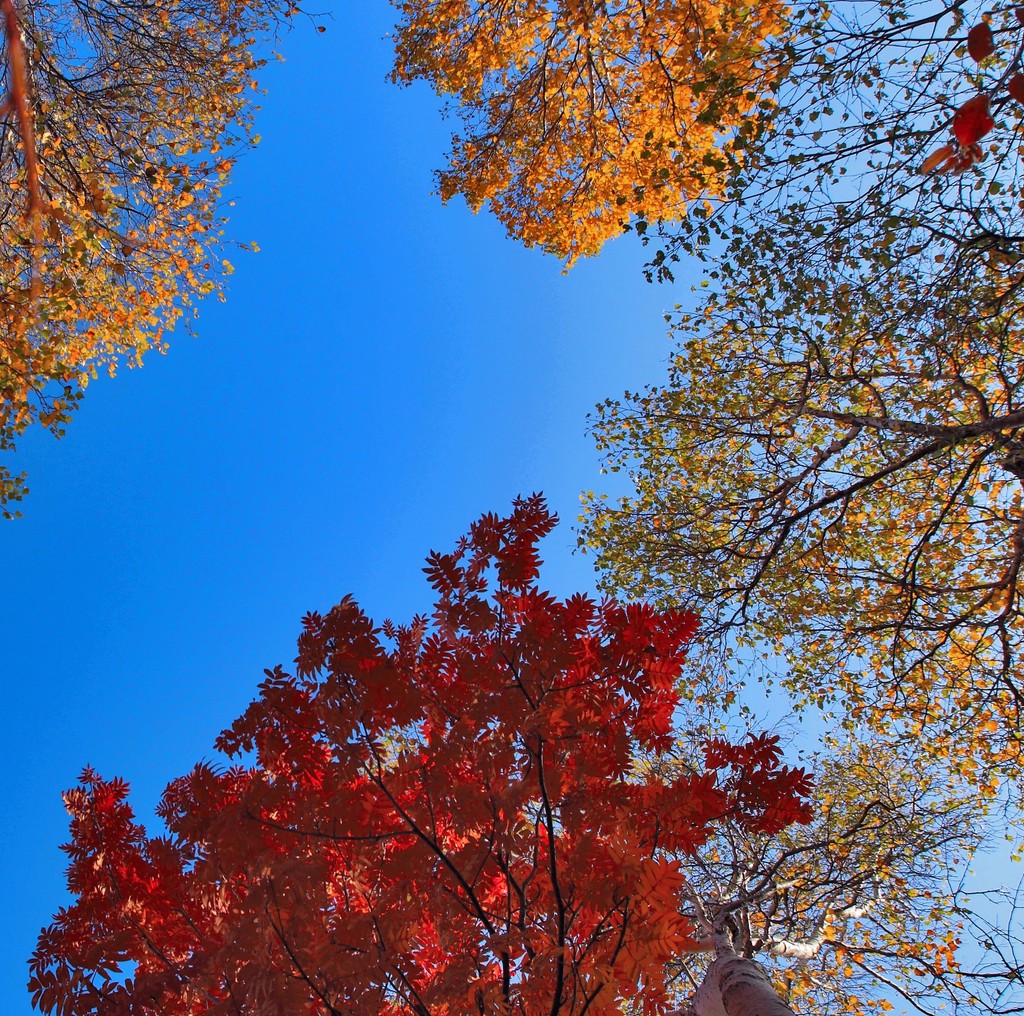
[1,8,690,1009]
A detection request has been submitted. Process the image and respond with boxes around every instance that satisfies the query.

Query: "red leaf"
[953,95,994,146]
[968,23,995,61]
[1009,74,1024,105]
[1016,6,1024,26]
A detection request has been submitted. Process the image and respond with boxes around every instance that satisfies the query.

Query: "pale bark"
[766,937,823,961]
[691,953,798,1016]
[688,936,798,1016]
[767,903,867,961]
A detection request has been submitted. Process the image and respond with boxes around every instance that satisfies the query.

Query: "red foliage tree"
[30,497,812,1015]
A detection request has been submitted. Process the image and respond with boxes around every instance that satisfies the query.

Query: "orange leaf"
[967,23,995,61]
[921,144,955,174]
[953,95,994,146]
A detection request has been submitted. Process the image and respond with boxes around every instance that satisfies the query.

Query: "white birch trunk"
[690,949,798,1016]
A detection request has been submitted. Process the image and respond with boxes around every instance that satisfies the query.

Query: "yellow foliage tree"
[0,0,300,514]
[574,0,1024,785]
[389,0,788,262]
[583,240,1024,790]
[656,733,991,1016]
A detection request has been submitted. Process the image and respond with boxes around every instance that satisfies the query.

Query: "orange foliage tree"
[30,497,815,1015]
[0,0,300,514]
[389,0,788,262]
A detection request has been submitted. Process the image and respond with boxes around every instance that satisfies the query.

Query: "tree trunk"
[691,951,798,1016]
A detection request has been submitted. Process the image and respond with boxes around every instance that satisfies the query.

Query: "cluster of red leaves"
[30,497,812,1015]
[922,11,1024,174]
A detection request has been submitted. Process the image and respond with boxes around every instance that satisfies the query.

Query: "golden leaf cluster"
[390,0,786,261]
[0,0,289,512]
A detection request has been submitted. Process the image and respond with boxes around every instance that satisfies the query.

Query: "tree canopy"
[26,0,1024,1012]
[582,251,1024,785]
[570,0,1024,784]
[0,0,299,513]
[385,0,1024,967]
[389,0,788,261]
[30,498,816,1015]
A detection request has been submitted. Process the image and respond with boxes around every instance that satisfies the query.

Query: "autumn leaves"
[390,0,787,261]
[921,10,1024,174]
[29,499,817,1015]
[0,0,280,513]
[19,0,1024,1012]
[568,1,1024,787]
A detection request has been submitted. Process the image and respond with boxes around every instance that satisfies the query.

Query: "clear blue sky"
[2,8,686,1009]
